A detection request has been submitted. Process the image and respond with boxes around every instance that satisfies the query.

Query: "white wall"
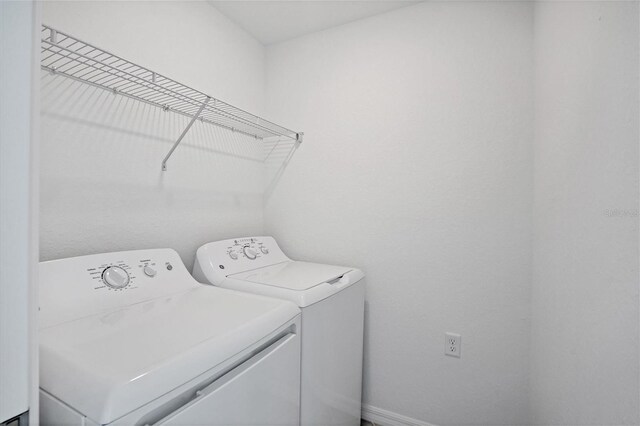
[530,2,639,424]
[40,1,267,267]
[264,2,534,425]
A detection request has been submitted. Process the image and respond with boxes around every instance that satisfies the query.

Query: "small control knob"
[102,266,130,289]
[228,251,238,260]
[260,246,269,254]
[243,246,257,260]
[143,266,156,277]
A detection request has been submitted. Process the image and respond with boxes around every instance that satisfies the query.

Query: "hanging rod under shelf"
[40,24,303,170]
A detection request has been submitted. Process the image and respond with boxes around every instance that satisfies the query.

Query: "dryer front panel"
[142,327,301,426]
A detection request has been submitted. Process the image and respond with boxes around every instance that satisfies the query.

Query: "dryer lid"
[39,286,299,425]
[228,261,352,291]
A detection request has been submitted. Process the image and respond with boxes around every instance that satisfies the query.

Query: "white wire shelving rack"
[40,24,303,171]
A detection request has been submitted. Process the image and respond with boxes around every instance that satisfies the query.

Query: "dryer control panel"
[39,249,198,328]
[193,236,290,285]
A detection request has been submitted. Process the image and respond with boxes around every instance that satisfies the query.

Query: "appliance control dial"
[102,266,130,289]
[228,251,238,260]
[260,246,269,254]
[143,266,157,277]
[243,246,257,260]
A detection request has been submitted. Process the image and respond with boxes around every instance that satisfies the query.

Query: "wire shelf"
[40,24,302,170]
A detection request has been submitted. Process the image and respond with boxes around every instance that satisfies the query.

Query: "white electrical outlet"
[445,332,461,358]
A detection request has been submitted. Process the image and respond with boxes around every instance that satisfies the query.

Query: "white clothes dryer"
[39,248,301,426]
[193,237,365,426]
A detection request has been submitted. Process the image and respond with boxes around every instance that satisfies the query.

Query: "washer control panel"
[194,236,290,285]
[225,237,273,262]
[39,248,196,328]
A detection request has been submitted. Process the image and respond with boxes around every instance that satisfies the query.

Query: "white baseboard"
[361,404,437,426]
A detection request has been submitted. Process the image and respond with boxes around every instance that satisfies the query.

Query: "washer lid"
[39,286,299,425]
[228,261,352,291]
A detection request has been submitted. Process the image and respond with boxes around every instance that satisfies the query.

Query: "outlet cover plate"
[445,332,461,358]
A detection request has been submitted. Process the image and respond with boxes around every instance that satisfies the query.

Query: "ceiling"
[209,1,420,45]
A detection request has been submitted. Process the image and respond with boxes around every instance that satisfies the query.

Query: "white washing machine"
[193,237,365,426]
[38,248,302,426]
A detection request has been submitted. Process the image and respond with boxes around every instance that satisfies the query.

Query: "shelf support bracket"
[162,96,210,171]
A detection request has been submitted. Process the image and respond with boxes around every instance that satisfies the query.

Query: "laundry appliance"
[39,248,301,426]
[193,237,365,426]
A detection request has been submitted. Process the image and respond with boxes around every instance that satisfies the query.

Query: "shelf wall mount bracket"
[161,96,211,171]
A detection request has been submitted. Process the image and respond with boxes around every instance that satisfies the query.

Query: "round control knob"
[260,246,269,254]
[102,266,130,289]
[243,246,257,260]
[143,266,157,277]
[228,251,238,260]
